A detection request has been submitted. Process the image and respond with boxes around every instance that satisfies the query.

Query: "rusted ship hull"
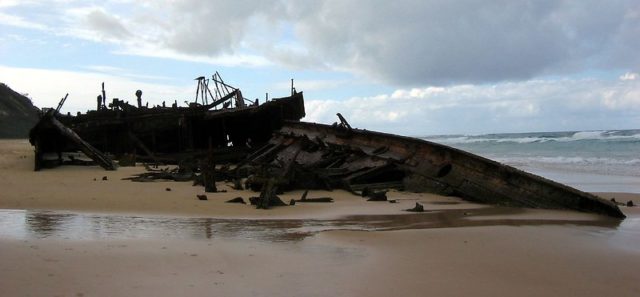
[247,121,625,218]
[67,92,304,155]
[30,92,305,168]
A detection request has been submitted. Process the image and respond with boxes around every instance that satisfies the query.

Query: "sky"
[1,0,639,136]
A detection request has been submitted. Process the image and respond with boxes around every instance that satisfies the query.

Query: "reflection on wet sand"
[0,207,622,243]
[25,212,74,236]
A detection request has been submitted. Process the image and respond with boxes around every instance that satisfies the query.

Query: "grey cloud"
[160,0,284,56]
[69,0,640,85]
[285,0,640,85]
[86,9,132,40]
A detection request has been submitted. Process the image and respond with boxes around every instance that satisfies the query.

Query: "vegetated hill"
[0,83,41,138]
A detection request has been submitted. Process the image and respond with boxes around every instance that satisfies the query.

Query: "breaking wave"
[493,156,640,166]
[425,129,640,145]
[421,129,640,178]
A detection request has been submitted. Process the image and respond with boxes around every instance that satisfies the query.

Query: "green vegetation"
[0,83,40,138]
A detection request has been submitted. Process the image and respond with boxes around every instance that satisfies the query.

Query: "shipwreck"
[240,119,625,218]
[28,73,625,218]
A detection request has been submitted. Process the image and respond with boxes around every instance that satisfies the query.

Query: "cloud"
[83,65,125,73]
[0,11,47,30]
[85,9,132,40]
[286,0,640,85]
[270,79,349,92]
[158,0,283,56]
[114,46,273,68]
[0,65,193,113]
[83,65,172,81]
[620,72,638,81]
[137,0,640,85]
[304,77,640,135]
[3,1,639,85]
[50,1,278,67]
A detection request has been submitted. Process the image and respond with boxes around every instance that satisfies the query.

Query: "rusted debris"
[197,194,208,201]
[226,197,246,204]
[362,187,388,201]
[297,197,334,203]
[249,178,288,209]
[232,178,243,190]
[335,112,352,130]
[292,190,334,203]
[123,166,194,182]
[613,198,636,207]
[405,202,424,212]
[201,158,217,193]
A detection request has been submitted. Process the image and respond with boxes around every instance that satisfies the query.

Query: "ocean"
[423,129,640,193]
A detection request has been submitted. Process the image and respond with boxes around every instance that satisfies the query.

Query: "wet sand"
[1,139,639,296]
[2,225,639,297]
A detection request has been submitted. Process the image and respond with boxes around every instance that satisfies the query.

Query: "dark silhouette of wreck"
[28,73,625,218]
[29,73,305,170]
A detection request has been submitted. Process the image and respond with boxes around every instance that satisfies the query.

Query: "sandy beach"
[1,139,639,296]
